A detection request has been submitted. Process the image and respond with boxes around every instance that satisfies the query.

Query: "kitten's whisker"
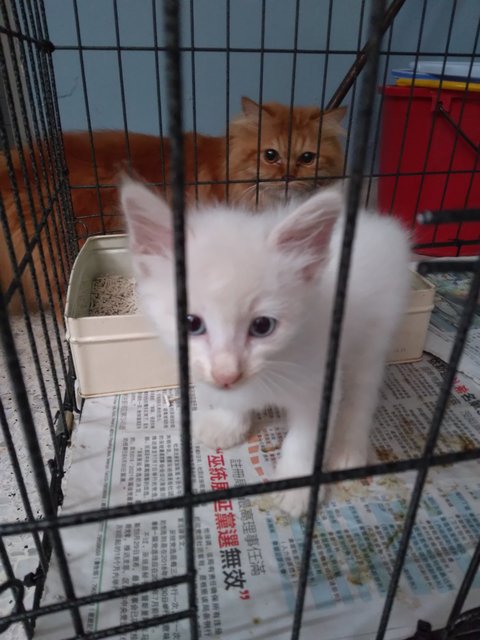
[266,362,312,383]
[255,375,277,400]
[266,369,314,396]
[259,376,283,397]
[262,369,304,396]
[267,376,301,396]
[266,359,305,371]
[256,368,287,392]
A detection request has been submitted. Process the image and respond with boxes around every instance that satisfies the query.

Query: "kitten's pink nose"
[212,370,242,388]
[211,352,242,389]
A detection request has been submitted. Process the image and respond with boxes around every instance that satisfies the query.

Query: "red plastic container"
[378,86,480,255]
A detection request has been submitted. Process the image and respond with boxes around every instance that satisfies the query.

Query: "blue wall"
[44,0,480,137]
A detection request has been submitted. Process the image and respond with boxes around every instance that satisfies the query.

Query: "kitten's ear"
[119,177,172,257]
[270,188,343,279]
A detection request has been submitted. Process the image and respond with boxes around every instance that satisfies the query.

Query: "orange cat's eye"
[298,151,316,165]
[264,148,279,163]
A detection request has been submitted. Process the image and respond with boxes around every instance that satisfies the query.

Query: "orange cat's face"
[228,97,346,208]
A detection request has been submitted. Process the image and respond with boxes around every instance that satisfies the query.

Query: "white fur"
[120,180,411,517]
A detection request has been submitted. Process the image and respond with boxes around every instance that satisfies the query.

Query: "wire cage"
[0,0,480,639]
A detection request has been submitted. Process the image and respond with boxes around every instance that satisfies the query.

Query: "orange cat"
[229,97,346,208]
[0,97,345,314]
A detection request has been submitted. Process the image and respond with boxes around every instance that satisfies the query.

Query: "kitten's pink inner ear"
[279,216,337,281]
[276,216,336,257]
[130,217,172,257]
[273,190,342,279]
[122,190,173,257]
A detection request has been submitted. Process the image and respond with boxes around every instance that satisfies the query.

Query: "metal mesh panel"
[0,1,479,638]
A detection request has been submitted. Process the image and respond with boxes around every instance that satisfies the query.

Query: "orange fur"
[0,98,345,313]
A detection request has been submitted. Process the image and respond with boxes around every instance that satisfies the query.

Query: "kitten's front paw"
[274,485,327,518]
[326,445,368,471]
[192,409,249,450]
[272,456,326,518]
[274,488,310,518]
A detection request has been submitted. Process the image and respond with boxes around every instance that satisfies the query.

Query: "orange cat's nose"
[282,174,296,181]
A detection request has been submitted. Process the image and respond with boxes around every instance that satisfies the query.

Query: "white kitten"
[120,180,411,517]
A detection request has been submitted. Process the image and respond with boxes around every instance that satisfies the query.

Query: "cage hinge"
[47,459,65,507]
[63,409,75,438]
[406,607,480,639]
[405,620,441,640]
[55,409,75,439]
[40,39,55,54]
[0,579,25,633]
[23,569,43,588]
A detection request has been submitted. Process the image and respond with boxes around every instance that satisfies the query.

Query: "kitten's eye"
[248,316,277,338]
[264,148,279,163]
[187,314,206,336]
[298,151,316,165]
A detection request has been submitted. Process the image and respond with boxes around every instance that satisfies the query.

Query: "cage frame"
[0,0,480,639]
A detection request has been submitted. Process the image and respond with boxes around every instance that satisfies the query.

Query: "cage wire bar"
[0,0,480,638]
[379,0,428,218]
[162,0,198,638]
[292,0,387,636]
[71,0,106,235]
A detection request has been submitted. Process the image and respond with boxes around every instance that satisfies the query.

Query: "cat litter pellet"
[89,275,139,316]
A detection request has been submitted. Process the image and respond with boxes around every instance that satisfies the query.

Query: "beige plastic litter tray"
[65,235,178,398]
[66,235,435,397]
[387,271,435,364]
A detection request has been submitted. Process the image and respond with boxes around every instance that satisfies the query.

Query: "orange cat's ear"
[309,106,347,124]
[241,96,260,118]
[240,96,274,120]
[308,108,322,121]
[323,105,348,123]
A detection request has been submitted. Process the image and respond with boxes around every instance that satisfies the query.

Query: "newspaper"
[425,272,480,384]
[35,354,480,640]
